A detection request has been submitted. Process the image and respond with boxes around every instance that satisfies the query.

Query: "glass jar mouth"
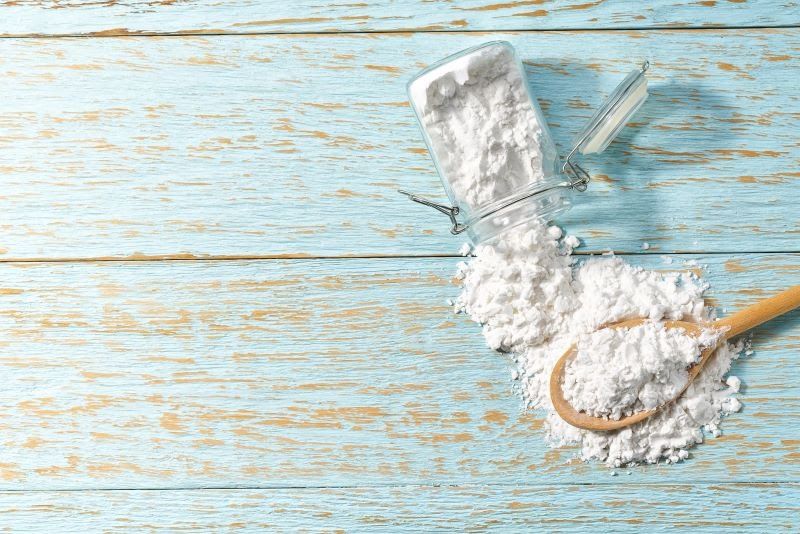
[467,187,574,245]
[461,177,584,230]
[399,173,583,237]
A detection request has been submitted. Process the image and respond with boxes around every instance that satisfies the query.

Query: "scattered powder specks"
[563,235,580,249]
[726,375,741,392]
[455,219,745,466]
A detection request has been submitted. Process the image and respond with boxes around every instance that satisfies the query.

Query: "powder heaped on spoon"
[562,321,718,420]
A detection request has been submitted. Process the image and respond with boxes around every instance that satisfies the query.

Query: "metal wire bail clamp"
[398,190,467,235]
[398,166,590,236]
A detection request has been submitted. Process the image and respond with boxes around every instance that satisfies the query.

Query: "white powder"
[455,222,575,352]
[412,42,745,466]
[564,321,716,420]
[409,44,546,213]
[455,220,745,466]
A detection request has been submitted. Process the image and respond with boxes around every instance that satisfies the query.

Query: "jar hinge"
[398,190,468,235]
[563,159,590,192]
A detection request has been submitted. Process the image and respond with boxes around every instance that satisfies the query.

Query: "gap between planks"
[1,23,800,40]
[0,481,792,494]
[0,250,798,264]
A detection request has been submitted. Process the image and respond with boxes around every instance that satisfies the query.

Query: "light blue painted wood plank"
[0,253,797,489]
[0,484,796,532]
[0,0,798,37]
[0,31,797,259]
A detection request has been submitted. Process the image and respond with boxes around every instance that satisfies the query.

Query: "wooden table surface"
[0,2,798,531]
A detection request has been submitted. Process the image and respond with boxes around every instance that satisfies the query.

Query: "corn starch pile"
[408,43,745,467]
[455,221,745,467]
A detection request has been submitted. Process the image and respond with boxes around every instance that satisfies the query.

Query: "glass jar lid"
[572,61,650,156]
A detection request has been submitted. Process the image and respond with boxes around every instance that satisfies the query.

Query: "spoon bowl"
[550,285,800,432]
[549,318,715,432]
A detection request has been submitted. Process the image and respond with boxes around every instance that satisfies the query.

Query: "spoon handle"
[716,285,800,339]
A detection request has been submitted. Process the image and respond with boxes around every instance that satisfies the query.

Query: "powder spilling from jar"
[455,221,745,466]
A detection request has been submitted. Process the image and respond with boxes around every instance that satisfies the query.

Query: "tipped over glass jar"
[401,41,649,245]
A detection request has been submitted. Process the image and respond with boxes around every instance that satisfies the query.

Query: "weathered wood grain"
[0,2,796,529]
[0,0,798,37]
[0,483,796,532]
[0,30,798,259]
[0,253,797,489]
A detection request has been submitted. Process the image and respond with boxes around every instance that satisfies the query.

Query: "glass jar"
[402,41,649,245]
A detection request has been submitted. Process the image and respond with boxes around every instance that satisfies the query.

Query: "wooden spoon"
[550,285,800,432]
